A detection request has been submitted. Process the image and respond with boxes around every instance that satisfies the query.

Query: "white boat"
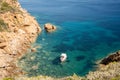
[60,53,67,62]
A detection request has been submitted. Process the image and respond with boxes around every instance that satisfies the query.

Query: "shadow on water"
[75,55,85,61]
[52,56,61,65]
[79,59,97,75]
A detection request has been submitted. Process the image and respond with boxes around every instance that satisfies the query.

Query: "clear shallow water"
[19,0,120,78]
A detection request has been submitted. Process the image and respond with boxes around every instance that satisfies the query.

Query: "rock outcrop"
[100,51,120,65]
[0,0,41,79]
[44,23,56,32]
[86,51,120,80]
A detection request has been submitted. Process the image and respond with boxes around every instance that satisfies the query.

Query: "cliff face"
[0,0,41,79]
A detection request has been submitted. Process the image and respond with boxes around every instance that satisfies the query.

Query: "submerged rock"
[30,56,35,60]
[75,55,85,61]
[32,65,38,70]
[52,56,61,65]
[31,48,36,52]
[44,23,56,32]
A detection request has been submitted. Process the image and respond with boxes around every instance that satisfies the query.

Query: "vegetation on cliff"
[0,0,21,14]
[0,18,8,31]
[0,2,14,13]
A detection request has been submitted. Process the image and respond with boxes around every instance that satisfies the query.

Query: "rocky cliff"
[0,0,41,79]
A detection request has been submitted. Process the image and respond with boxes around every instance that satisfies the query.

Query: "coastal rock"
[31,48,36,52]
[44,23,56,32]
[100,51,120,65]
[0,0,42,79]
[32,65,38,70]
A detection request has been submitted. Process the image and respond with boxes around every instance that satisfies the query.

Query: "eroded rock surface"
[0,0,41,79]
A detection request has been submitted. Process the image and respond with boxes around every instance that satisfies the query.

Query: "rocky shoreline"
[86,51,120,80]
[0,0,41,79]
[14,51,120,80]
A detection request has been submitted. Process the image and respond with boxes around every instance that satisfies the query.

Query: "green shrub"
[0,2,15,13]
[111,76,120,80]
[12,0,17,2]
[0,18,8,31]
[3,77,14,80]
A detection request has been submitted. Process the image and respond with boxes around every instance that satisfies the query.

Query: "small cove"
[18,0,120,78]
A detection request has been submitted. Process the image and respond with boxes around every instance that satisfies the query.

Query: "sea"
[18,0,120,78]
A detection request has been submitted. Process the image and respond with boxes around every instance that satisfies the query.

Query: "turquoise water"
[19,0,120,78]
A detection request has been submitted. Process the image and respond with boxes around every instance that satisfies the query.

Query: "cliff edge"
[0,0,41,79]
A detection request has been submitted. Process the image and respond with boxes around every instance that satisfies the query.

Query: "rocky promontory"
[0,0,41,79]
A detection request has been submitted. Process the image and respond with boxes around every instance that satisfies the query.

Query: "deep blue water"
[19,0,120,78]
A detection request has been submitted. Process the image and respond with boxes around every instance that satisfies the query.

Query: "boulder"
[31,48,36,52]
[44,23,56,32]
